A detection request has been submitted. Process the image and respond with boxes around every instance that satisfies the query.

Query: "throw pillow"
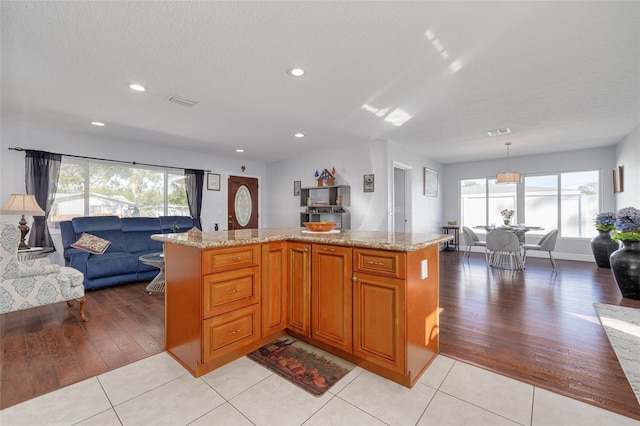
[71,232,111,255]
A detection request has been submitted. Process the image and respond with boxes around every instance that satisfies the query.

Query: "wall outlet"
[421,259,428,279]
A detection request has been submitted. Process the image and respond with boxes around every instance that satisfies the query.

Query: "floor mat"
[247,337,355,396]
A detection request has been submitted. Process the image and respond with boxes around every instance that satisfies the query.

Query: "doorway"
[227,175,259,229]
[393,163,411,233]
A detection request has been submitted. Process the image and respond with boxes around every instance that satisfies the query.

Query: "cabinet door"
[353,272,406,374]
[287,242,311,336]
[261,242,287,337]
[311,244,352,352]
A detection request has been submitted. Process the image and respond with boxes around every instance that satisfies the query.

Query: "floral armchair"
[0,222,86,321]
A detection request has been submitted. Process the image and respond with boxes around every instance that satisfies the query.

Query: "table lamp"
[1,194,45,250]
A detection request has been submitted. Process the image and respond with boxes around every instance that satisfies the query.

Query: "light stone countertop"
[151,227,453,252]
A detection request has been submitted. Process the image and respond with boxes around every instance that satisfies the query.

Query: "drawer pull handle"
[323,248,336,252]
[368,261,385,266]
[226,288,242,294]
[227,256,241,261]
[227,328,241,336]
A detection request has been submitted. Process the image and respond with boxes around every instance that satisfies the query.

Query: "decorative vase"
[590,230,620,268]
[503,218,511,226]
[610,240,640,300]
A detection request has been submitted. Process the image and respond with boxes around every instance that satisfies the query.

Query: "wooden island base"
[156,228,448,388]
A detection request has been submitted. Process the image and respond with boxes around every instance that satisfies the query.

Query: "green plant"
[171,221,179,233]
[611,207,640,242]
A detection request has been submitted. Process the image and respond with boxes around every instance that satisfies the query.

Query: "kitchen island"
[151,228,451,388]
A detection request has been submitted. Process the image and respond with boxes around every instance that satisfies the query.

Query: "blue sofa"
[60,215,200,290]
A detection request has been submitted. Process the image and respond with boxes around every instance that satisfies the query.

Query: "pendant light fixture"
[496,142,521,184]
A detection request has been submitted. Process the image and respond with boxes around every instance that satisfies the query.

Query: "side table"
[441,226,460,252]
[139,252,165,294]
[17,247,55,261]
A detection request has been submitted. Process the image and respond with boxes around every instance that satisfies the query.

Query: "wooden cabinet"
[164,239,439,387]
[164,243,265,377]
[287,242,311,337]
[353,249,407,373]
[311,244,353,353]
[261,242,287,337]
[353,271,405,374]
[352,247,438,383]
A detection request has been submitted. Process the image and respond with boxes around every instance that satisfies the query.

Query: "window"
[488,178,516,226]
[49,160,189,226]
[460,170,601,239]
[461,178,486,228]
[560,171,599,238]
[524,175,558,236]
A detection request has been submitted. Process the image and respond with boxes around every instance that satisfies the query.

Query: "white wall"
[442,146,617,261]
[1,117,266,264]
[615,125,639,209]
[387,142,443,234]
[265,139,443,233]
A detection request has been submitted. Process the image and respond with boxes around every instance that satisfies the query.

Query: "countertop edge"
[151,230,453,252]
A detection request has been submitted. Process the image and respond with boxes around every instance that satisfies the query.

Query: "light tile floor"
[1,352,638,426]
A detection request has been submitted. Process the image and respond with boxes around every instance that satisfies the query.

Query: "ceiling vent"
[166,94,198,107]
[487,128,511,136]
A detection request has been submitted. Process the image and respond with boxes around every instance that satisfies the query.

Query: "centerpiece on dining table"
[500,209,515,226]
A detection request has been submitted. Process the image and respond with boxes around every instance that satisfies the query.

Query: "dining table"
[473,225,544,243]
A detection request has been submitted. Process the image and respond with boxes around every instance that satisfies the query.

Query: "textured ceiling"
[1,1,639,164]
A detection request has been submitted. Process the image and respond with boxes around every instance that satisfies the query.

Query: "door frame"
[227,174,262,229]
[391,161,412,233]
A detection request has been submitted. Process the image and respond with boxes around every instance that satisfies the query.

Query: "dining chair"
[522,229,559,271]
[486,230,525,270]
[462,226,487,262]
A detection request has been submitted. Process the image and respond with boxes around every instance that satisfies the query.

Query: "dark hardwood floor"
[1,252,639,420]
[439,250,640,421]
[0,282,165,410]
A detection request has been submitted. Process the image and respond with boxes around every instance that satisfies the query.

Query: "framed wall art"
[424,167,438,197]
[293,180,301,196]
[363,174,374,192]
[207,173,221,191]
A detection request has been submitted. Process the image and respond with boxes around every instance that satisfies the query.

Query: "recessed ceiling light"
[129,83,146,92]
[91,121,105,126]
[236,149,244,153]
[294,133,305,138]
[287,67,305,77]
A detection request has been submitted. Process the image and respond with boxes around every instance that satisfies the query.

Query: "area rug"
[247,337,355,396]
[594,303,640,404]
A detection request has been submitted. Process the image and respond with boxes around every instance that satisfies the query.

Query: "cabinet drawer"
[354,249,406,279]
[203,266,260,318]
[202,304,261,363]
[202,245,260,273]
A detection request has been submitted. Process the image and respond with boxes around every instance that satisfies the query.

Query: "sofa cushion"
[71,233,111,254]
[86,252,139,279]
[121,217,163,253]
[71,216,127,252]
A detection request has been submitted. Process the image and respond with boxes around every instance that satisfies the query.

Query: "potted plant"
[500,209,515,226]
[591,211,619,268]
[610,207,640,299]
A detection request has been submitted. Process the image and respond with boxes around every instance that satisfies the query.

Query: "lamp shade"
[1,194,45,216]
[496,172,521,184]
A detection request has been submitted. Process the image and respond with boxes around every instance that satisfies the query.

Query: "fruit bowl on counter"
[303,221,337,232]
